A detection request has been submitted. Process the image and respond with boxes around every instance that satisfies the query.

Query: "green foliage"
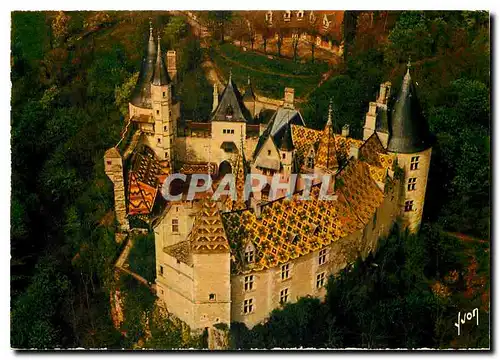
[87,45,129,102]
[119,275,156,345]
[11,256,71,349]
[128,233,156,283]
[163,16,188,48]
[115,72,138,116]
[11,12,50,65]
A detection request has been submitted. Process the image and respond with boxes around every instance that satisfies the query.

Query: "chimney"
[349,144,359,159]
[368,102,377,115]
[342,124,350,137]
[212,84,219,112]
[378,83,387,104]
[284,87,295,109]
[166,50,177,81]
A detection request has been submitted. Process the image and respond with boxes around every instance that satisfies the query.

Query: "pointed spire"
[229,69,232,83]
[404,57,412,81]
[147,20,156,60]
[247,75,251,85]
[152,33,169,86]
[326,98,333,126]
[157,34,162,60]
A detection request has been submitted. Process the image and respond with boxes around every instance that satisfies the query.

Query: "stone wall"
[395,147,432,233]
[155,251,195,328]
[193,252,231,329]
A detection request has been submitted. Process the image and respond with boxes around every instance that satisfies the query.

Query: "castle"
[104,25,433,331]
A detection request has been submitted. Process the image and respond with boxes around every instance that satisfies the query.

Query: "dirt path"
[115,233,155,291]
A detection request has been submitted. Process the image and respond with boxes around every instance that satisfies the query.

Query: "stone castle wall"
[396,148,432,233]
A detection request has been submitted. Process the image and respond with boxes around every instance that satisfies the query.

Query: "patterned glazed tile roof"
[336,160,384,225]
[189,198,230,254]
[128,172,158,215]
[290,124,322,163]
[223,151,248,212]
[315,121,339,170]
[358,133,387,167]
[222,156,386,273]
[127,146,165,215]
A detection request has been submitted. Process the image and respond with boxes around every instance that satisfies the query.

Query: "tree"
[163,16,188,49]
[384,11,434,65]
[51,11,71,47]
[115,72,139,117]
[207,11,233,43]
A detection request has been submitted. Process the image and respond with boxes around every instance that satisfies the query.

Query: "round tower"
[151,34,174,165]
[386,62,433,233]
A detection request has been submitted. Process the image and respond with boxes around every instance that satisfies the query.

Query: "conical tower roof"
[152,35,170,86]
[212,72,249,122]
[387,63,432,153]
[130,22,157,109]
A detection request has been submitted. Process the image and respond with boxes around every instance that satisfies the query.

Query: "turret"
[243,76,256,119]
[151,34,174,164]
[129,21,157,110]
[387,61,433,233]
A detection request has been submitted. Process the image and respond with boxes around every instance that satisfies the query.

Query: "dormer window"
[297,10,304,19]
[284,11,291,21]
[225,104,234,120]
[245,243,255,263]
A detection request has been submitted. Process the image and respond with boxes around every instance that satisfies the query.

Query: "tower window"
[156,110,160,115]
[160,266,164,276]
[267,150,271,156]
[281,263,290,280]
[410,156,420,170]
[164,126,167,131]
[223,129,227,134]
[244,275,254,291]
[408,178,417,191]
[282,153,286,159]
[157,138,161,144]
[106,160,112,165]
[172,218,179,233]
[404,200,414,212]
[243,298,254,314]
[318,249,327,265]
[209,293,216,301]
[163,91,166,97]
[280,288,289,303]
[231,129,235,134]
[316,272,325,288]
